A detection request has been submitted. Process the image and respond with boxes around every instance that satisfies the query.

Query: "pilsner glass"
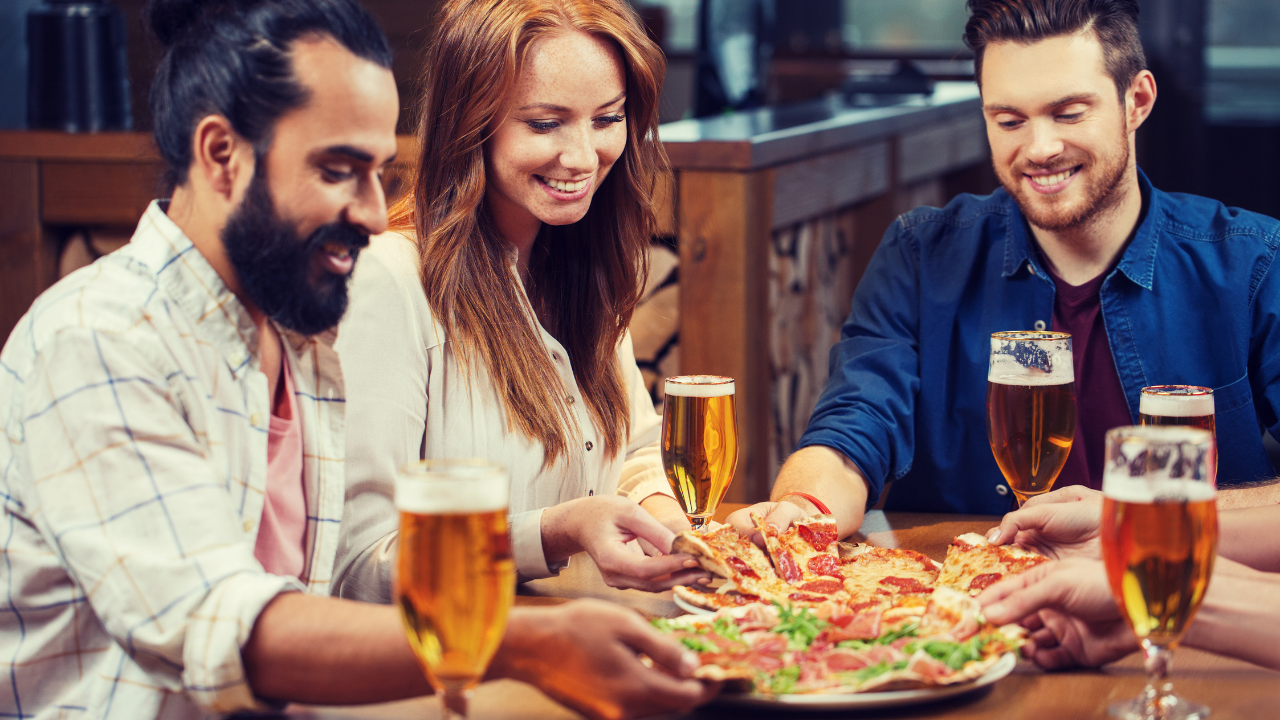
[1102,426,1216,720]
[986,331,1077,506]
[396,460,515,719]
[661,375,738,528]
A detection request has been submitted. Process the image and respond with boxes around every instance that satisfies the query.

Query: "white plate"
[711,653,1017,711]
[672,593,716,616]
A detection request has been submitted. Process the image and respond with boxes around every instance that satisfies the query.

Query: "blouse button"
[566,395,575,404]
[585,441,594,451]
[552,352,562,363]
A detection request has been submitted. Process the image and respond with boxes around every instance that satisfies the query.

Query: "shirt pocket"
[1212,373,1275,484]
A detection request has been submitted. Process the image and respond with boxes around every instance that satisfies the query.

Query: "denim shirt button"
[995,484,1009,496]
[1034,320,1046,331]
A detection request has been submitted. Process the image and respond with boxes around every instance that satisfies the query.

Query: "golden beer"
[1139,385,1215,435]
[986,331,1076,506]
[1100,426,1216,720]
[1101,494,1217,647]
[661,376,738,528]
[396,461,514,718]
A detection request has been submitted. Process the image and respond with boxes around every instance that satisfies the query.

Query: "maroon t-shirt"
[1044,264,1133,490]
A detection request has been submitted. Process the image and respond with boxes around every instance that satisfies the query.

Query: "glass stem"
[442,686,470,719]
[1141,642,1174,717]
[689,515,706,529]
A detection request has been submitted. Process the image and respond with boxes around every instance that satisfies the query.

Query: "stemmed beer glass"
[986,331,1077,506]
[661,375,739,529]
[396,460,515,719]
[1101,426,1217,720]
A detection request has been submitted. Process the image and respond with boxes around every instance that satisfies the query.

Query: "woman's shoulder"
[346,229,445,347]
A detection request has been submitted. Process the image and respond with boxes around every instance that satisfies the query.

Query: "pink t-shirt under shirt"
[254,360,308,578]
[1045,264,1133,491]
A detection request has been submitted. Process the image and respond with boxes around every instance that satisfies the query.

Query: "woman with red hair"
[335,0,701,596]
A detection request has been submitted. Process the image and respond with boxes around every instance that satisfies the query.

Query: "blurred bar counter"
[0,83,995,506]
[655,81,994,504]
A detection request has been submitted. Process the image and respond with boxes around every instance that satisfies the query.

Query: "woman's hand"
[638,493,694,556]
[490,600,721,719]
[541,495,707,591]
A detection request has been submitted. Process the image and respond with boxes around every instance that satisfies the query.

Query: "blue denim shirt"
[799,170,1280,515]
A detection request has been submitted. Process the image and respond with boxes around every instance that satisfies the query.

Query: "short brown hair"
[964,0,1146,102]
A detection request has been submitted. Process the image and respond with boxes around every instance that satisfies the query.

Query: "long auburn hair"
[389,0,667,464]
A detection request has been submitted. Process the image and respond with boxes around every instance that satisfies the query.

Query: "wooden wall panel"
[771,141,890,229]
[0,161,45,344]
[678,170,774,503]
[42,161,163,226]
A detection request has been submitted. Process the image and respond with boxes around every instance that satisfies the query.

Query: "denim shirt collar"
[1000,168,1163,290]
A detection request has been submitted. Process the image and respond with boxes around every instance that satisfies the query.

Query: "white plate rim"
[710,652,1018,710]
[672,592,716,616]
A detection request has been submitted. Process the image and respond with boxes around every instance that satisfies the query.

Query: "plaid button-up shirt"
[1,201,348,718]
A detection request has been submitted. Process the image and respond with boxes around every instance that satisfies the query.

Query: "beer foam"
[1103,476,1217,503]
[665,376,735,397]
[395,462,509,514]
[1140,392,1214,418]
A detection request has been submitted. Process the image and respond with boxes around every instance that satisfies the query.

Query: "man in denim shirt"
[729,0,1280,541]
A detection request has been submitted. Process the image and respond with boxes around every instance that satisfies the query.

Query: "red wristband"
[783,492,831,515]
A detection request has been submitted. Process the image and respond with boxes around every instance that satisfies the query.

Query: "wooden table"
[288,507,1280,720]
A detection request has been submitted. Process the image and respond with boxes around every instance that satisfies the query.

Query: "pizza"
[752,512,850,602]
[654,587,1026,695]
[671,522,792,603]
[935,532,1048,596]
[839,545,940,601]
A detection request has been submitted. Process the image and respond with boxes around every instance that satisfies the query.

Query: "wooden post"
[0,161,47,342]
[677,169,774,504]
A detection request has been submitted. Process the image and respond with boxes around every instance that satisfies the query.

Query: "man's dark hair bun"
[147,0,229,47]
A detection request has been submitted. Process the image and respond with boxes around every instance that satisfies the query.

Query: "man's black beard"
[221,170,369,336]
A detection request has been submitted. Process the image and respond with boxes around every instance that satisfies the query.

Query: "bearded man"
[0,0,714,718]
[729,0,1280,541]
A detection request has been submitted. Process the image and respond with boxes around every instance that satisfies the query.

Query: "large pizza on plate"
[664,513,1043,696]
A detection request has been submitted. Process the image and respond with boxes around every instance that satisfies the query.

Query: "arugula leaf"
[769,665,801,694]
[679,635,720,654]
[835,639,873,651]
[849,659,909,683]
[712,616,744,645]
[771,602,829,650]
[877,620,919,645]
[650,618,676,633]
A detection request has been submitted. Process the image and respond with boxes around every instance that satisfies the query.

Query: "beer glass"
[661,375,738,528]
[986,331,1076,506]
[396,460,515,719]
[1101,426,1216,720]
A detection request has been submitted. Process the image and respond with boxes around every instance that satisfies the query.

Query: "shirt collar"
[132,200,260,378]
[1001,168,1162,291]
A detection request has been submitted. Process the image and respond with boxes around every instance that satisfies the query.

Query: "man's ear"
[1125,70,1157,134]
[190,115,254,201]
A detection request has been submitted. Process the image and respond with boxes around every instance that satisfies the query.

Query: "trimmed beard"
[999,118,1131,233]
[221,165,369,336]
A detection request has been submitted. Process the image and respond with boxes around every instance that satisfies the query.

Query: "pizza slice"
[751,512,848,601]
[838,545,940,602]
[672,523,792,603]
[935,532,1047,596]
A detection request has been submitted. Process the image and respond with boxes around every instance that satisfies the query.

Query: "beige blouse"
[332,232,672,600]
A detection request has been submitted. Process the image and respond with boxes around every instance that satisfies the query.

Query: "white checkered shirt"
[0,201,348,718]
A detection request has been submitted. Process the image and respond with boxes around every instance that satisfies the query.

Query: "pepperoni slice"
[797,524,838,552]
[788,593,828,604]
[968,572,1003,592]
[806,554,842,579]
[797,578,843,594]
[878,576,928,594]
[775,550,803,584]
[726,556,760,579]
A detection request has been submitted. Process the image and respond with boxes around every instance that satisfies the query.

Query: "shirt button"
[250,412,265,428]
[1034,320,1046,331]
[585,441,593,451]
[552,352,562,363]
[243,519,255,532]
[566,396,575,404]
[1028,263,1037,276]
[995,484,1009,496]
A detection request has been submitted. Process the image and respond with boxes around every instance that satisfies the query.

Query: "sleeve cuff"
[510,508,566,581]
[620,466,673,503]
[182,572,304,714]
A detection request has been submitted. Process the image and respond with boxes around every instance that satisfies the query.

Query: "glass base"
[1108,692,1209,720]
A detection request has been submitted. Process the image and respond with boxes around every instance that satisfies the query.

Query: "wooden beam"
[0,161,43,344]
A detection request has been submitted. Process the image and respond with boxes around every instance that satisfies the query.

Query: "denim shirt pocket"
[1212,373,1275,484]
